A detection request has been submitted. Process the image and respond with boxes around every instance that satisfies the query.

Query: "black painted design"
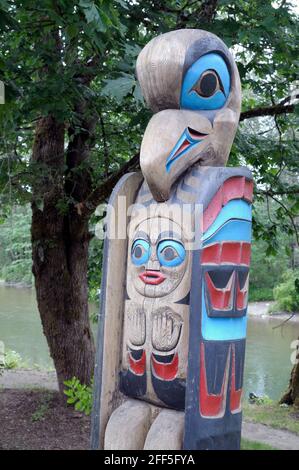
[120,369,147,399]
[151,374,186,411]
[204,265,248,318]
[204,341,231,395]
[175,292,190,305]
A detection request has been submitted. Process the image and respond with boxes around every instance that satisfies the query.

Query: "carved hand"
[127,309,146,347]
[152,311,181,352]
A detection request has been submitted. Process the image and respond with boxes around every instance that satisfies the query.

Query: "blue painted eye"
[131,239,151,266]
[180,53,230,110]
[157,240,186,267]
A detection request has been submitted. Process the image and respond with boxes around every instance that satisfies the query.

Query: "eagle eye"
[192,70,224,98]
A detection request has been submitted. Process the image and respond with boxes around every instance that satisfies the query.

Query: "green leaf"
[101,73,135,101]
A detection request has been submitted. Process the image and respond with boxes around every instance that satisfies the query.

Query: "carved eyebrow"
[156,231,182,243]
[133,231,150,242]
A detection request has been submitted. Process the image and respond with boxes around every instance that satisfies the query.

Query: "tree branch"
[79,152,140,217]
[240,98,297,121]
[267,193,299,245]
[256,189,299,196]
[176,0,218,28]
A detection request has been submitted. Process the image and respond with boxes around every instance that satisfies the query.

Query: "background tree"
[0,0,298,396]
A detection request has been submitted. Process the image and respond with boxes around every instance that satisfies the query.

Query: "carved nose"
[146,259,160,271]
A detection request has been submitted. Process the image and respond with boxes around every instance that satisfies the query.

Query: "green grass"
[243,402,299,435]
[241,438,277,450]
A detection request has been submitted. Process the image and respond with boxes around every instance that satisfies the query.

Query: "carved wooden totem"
[91,29,253,451]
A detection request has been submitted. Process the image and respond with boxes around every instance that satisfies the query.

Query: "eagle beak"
[140,109,212,201]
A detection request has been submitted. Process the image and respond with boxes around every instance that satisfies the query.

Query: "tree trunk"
[280,338,299,407]
[31,116,95,395]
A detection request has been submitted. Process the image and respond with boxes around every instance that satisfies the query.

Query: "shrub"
[272,270,299,313]
[4,349,24,369]
[249,394,274,406]
[64,377,93,415]
[249,287,274,302]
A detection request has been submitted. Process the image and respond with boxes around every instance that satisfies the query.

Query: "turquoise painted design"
[157,239,186,267]
[165,127,204,173]
[203,219,251,245]
[201,283,248,340]
[131,239,151,266]
[203,199,252,242]
[180,53,230,110]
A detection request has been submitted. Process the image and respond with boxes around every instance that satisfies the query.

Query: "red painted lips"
[139,270,166,285]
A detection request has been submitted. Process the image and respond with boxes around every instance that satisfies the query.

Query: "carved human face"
[129,217,189,298]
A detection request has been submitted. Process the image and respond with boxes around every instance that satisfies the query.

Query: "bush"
[64,377,93,415]
[272,270,299,313]
[249,394,274,406]
[4,349,24,369]
[249,287,274,302]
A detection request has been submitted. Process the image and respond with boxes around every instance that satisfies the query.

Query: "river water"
[0,284,298,400]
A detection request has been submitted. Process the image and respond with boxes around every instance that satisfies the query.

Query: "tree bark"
[280,338,299,407]
[31,115,95,395]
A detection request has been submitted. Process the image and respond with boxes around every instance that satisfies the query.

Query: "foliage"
[249,287,274,302]
[249,394,274,406]
[0,205,32,285]
[87,230,103,304]
[64,376,93,415]
[272,269,299,313]
[89,310,99,324]
[4,349,24,369]
[31,392,52,422]
[248,198,297,301]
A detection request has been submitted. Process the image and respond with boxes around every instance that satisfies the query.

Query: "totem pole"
[91,29,253,451]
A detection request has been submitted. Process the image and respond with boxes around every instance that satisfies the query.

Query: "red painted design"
[173,139,190,158]
[129,350,146,376]
[151,353,178,381]
[236,274,249,310]
[244,179,254,202]
[223,177,245,205]
[199,342,228,418]
[203,177,253,232]
[202,243,222,264]
[221,242,242,264]
[202,189,223,232]
[139,270,166,285]
[202,242,251,266]
[205,272,234,310]
[230,346,242,413]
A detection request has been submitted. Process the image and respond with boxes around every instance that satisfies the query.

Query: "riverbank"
[0,279,32,289]
[248,301,299,322]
